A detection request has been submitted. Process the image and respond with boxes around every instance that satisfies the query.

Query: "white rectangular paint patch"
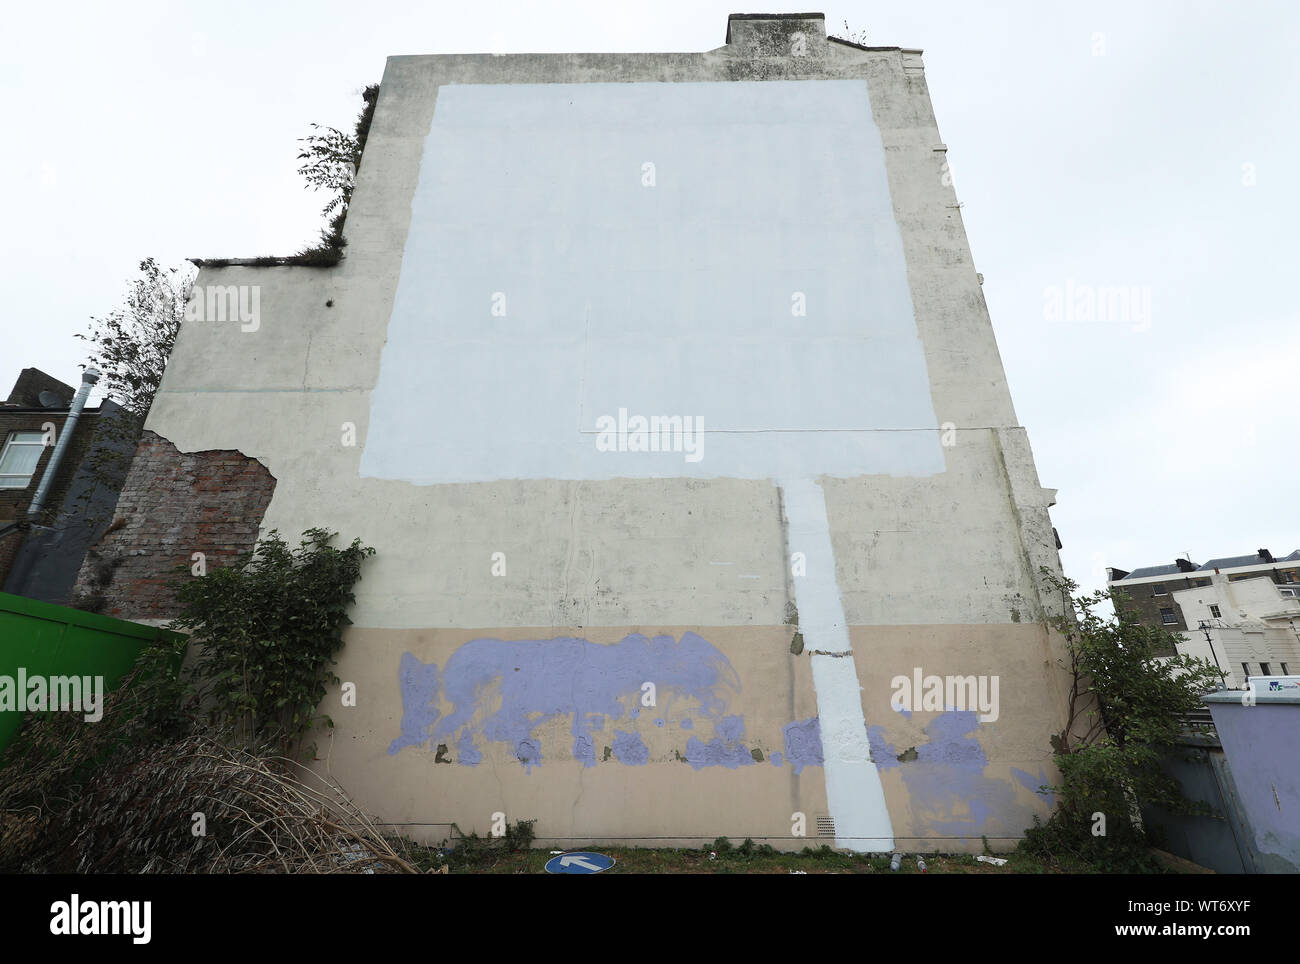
[360,79,942,483]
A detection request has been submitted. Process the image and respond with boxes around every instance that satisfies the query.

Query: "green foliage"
[297,124,362,217]
[0,635,185,799]
[2,526,381,871]
[69,258,192,530]
[0,637,189,870]
[440,820,537,870]
[1020,813,1166,874]
[1019,569,1224,871]
[75,257,192,421]
[295,84,379,261]
[170,528,375,758]
[800,844,838,860]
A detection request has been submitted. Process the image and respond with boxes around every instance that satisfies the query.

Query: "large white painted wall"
[361,80,942,485]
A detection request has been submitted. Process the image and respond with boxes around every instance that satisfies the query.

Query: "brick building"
[0,367,136,605]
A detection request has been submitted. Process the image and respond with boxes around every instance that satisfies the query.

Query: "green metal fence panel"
[0,591,183,755]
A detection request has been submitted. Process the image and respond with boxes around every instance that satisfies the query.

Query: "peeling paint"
[1012,766,1056,808]
[873,710,1033,837]
[782,716,824,775]
[457,732,481,766]
[515,739,541,771]
[685,734,755,770]
[388,633,740,768]
[612,729,650,765]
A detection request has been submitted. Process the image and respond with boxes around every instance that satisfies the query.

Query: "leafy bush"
[1018,569,1223,871]
[171,528,374,758]
[2,528,382,872]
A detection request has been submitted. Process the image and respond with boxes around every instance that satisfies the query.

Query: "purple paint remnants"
[683,714,766,769]
[1012,767,1056,808]
[388,632,741,770]
[612,730,650,765]
[875,710,1029,837]
[685,735,755,769]
[782,717,824,775]
[389,654,442,754]
[388,633,854,780]
[515,739,542,771]
[915,711,987,769]
[719,715,745,742]
[866,725,898,768]
[456,732,481,766]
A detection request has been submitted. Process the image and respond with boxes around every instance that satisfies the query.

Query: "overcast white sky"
[2,1,1296,595]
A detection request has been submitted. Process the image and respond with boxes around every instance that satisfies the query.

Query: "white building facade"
[1109,550,1300,688]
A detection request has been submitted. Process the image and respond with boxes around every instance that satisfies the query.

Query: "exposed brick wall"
[1110,577,1210,657]
[0,524,24,587]
[72,431,276,619]
[1,406,118,590]
[1111,577,1204,636]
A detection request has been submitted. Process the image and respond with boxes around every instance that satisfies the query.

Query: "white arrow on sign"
[559,854,602,871]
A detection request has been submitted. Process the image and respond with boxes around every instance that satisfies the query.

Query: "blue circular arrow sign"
[545,851,616,874]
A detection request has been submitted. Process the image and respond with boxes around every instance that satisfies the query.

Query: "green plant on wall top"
[170,528,375,759]
[195,84,379,268]
[1020,568,1224,871]
[293,84,380,263]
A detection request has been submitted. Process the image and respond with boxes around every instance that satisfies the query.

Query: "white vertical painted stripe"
[781,477,894,853]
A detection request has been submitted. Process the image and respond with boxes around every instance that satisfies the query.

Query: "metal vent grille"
[815,815,836,837]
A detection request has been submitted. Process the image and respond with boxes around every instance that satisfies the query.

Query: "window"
[1282,663,1291,675]
[1260,663,1272,676]
[1209,604,1221,618]
[1242,662,1251,679]
[1152,584,1168,596]
[0,431,46,488]
[1160,607,1177,625]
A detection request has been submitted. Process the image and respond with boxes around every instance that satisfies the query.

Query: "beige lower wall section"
[313,622,1068,853]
